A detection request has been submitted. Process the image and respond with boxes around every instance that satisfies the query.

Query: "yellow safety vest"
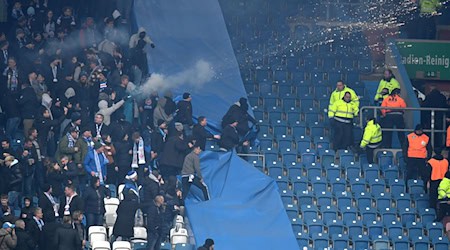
[360,120,382,148]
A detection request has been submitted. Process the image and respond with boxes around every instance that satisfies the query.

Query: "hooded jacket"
[8,159,23,192]
[97,99,125,126]
[0,228,17,250]
[129,27,154,49]
[153,98,173,128]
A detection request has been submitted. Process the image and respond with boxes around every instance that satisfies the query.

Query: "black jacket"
[58,194,84,216]
[26,218,44,249]
[89,122,110,138]
[83,185,110,215]
[54,223,82,250]
[222,103,257,136]
[219,125,240,151]
[19,86,39,119]
[15,227,36,250]
[142,174,161,204]
[8,160,23,192]
[38,192,56,223]
[159,136,190,169]
[164,96,177,116]
[176,100,193,125]
[113,140,132,180]
[46,171,66,198]
[192,124,214,150]
[146,202,162,233]
[150,129,165,155]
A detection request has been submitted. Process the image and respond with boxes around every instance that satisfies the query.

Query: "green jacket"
[55,134,78,162]
[420,0,441,14]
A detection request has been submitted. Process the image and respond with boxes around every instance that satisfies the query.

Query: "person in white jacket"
[129,27,155,49]
[96,95,129,126]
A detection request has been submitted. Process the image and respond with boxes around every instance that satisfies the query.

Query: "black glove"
[151,43,155,48]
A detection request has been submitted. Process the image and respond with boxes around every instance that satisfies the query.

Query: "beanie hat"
[157,119,165,127]
[126,170,137,180]
[183,92,191,99]
[415,124,423,131]
[71,112,81,122]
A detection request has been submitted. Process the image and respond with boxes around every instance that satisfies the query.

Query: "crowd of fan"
[0,1,229,250]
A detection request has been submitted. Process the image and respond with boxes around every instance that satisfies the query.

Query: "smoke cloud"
[139,59,215,95]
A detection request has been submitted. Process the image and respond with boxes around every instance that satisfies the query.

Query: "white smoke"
[139,59,215,94]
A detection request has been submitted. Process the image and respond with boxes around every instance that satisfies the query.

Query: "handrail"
[237,153,266,170]
[359,106,449,147]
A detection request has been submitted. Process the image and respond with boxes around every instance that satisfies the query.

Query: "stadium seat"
[392,236,410,249]
[346,166,361,180]
[118,184,125,201]
[311,233,330,249]
[341,206,358,221]
[372,235,390,250]
[329,178,346,194]
[305,164,322,179]
[104,198,120,230]
[310,178,328,193]
[346,220,364,236]
[325,165,341,180]
[432,237,450,250]
[426,222,444,239]
[309,123,325,137]
[301,148,316,165]
[285,203,299,219]
[105,184,117,198]
[399,207,416,226]
[112,241,131,250]
[350,178,367,194]
[170,224,189,245]
[353,234,370,250]
[132,242,147,250]
[368,179,385,194]
[338,150,355,165]
[387,221,403,239]
[281,190,295,205]
[375,193,391,211]
[89,226,108,244]
[331,234,349,249]
[376,150,394,170]
[366,220,384,239]
[319,149,335,167]
[414,193,430,210]
[389,179,405,194]
[307,219,326,236]
[360,207,377,225]
[92,241,111,250]
[407,179,425,194]
[300,204,319,221]
[174,243,195,250]
[412,236,429,250]
[296,232,310,248]
[297,191,314,205]
[296,135,311,153]
[380,207,398,225]
[320,206,338,222]
[364,166,380,180]
[383,165,399,180]
[316,191,333,207]
[405,221,424,240]
[418,208,436,225]
[337,196,353,211]
[394,193,411,209]
[313,136,330,150]
[159,242,171,250]
[131,227,147,244]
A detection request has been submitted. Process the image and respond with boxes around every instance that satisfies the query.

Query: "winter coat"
[74,137,93,167]
[150,129,166,155]
[153,98,173,128]
[219,125,240,151]
[146,202,162,234]
[114,140,132,180]
[53,224,82,250]
[129,27,154,49]
[83,185,110,215]
[55,134,78,162]
[103,143,116,164]
[159,136,190,169]
[192,124,214,151]
[83,150,108,179]
[97,100,125,126]
[176,100,193,125]
[113,182,139,238]
[142,174,161,204]
[46,171,66,198]
[0,228,17,250]
[221,102,256,136]
[38,193,56,223]
[58,194,84,216]
[25,219,43,249]
[19,86,39,119]
[14,227,35,250]
[8,160,23,192]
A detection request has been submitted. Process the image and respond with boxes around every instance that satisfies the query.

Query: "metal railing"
[359,106,449,147]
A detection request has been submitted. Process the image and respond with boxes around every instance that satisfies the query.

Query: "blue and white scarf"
[67,133,76,148]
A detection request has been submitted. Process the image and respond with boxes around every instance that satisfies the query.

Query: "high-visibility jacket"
[438,177,450,199]
[407,132,430,158]
[360,120,382,148]
[381,94,407,116]
[420,0,441,14]
[329,86,359,110]
[446,125,450,147]
[374,78,400,101]
[428,157,449,181]
[328,99,359,122]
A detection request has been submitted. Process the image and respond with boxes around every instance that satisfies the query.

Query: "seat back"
[171,226,189,245]
[92,241,111,250]
[89,226,107,243]
[112,241,131,250]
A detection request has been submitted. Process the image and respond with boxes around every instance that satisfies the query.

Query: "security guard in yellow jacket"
[329,81,359,110]
[329,91,359,150]
[437,171,450,221]
[374,69,400,101]
[360,116,382,164]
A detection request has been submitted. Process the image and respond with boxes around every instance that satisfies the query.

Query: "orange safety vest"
[407,133,429,158]
[428,158,449,181]
[447,125,450,147]
[381,95,406,116]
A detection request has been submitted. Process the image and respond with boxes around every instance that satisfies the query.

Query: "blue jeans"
[86,213,104,229]
[5,117,20,140]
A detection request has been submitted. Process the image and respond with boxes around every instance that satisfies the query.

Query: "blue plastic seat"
[337,196,353,211]
[350,178,366,194]
[318,149,335,166]
[303,111,320,124]
[298,95,315,110]
[387,221,403,239]
[392,236,410,249]
[366,220,384,238]
[329,178,346,194]
[307,218,326,236]
[414,193,430,210]
[432,237,450,250]
[259,138,274,151]
[309,123,325,137]
[364,166,380,180]
[287,113,302,126]
[374,192,390,209]
[369,179,386,194]
[331,234,349,249]
[346,166,361,180]
[285,203,299,219]
[281,97,297,109]
[283,153,298,168]
[296,135,312,153]
[380,207,398,225]
[399,207,416,226]
[315,191,333,207]
[296,232,310,248]
[360,207,378,225]
[353,234,370,250]
[320,206,338,222]
[313,136,330,150]
[338,150,355,165]
[427,222,444,239]
[346,220,364,236]
[174,243,195,250]
[394,193,411,209]
[310,178,328,193]
[305,164,322,179]
[277,179,290,191]
[419,208,437,225]
[413,236,430,250]
[301,148,317,166]
[297,191,314,205]
[300,204,319,221]
[277,139,293,150]
[408,179,425,194]
[389,179,405,194]
[325,165,341,180]
[372,235,390,250]
[377,150,394,170]
[405,221,424,239]
[341,206,358,221]
[311,233,329,249]
[264,96,279,107]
